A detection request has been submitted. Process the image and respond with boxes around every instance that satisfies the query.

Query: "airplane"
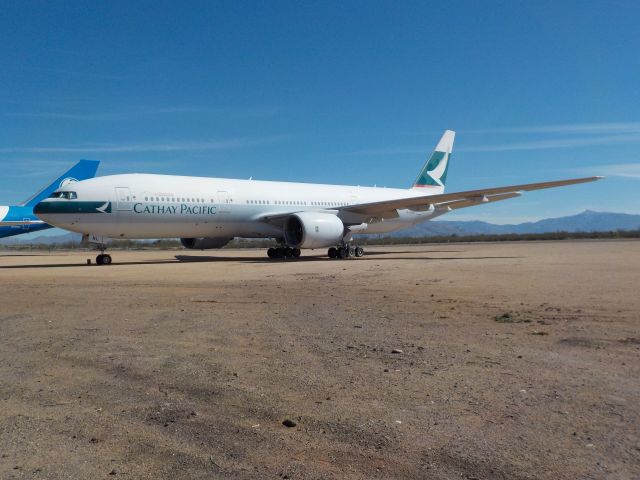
[0,160,100,239]
[34,131,602,265]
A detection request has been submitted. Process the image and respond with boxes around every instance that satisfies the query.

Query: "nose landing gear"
[96,253,112,265]
[81,234,112,266]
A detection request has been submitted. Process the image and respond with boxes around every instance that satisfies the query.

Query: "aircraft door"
[217,191,232,213]
[115,187,133,211]
[22,218,30,230]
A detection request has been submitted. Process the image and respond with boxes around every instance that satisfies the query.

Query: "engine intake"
[284,212,344,249]
[180,237,231,250]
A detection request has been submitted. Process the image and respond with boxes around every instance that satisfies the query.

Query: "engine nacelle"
[180,237,231,250]
[284,212,344,249]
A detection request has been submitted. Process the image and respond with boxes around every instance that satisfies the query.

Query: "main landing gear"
[267,246,301,259]
[328,245,364,259]
[265,244,364,260]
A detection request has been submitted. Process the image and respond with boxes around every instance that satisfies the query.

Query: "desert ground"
[0,240,638,479]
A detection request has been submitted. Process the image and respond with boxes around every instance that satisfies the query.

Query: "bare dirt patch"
[0,240,638,479]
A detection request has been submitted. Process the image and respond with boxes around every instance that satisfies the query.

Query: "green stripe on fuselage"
[34,201,111,214]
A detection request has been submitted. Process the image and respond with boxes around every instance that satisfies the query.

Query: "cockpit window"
[49,191,77,199]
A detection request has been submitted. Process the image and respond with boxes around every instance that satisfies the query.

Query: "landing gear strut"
[328,245,364,259]
[95,243,111,266]
[82,234,112,266]
[267,246,301,260]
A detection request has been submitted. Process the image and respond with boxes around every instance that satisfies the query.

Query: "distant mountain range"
[383,210,640,238]
[0,232,81,246]
[1,210,639,245]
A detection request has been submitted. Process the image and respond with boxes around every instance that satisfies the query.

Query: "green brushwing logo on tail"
[412,130,455,189]
[414,150,451,188]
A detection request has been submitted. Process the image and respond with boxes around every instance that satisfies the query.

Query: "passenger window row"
[144,196,210,203]
[246,199,349,207]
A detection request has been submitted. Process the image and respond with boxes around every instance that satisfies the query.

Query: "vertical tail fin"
[411,130,455,191]
[22,159,100,207]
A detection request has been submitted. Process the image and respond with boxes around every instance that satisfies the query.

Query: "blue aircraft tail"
[22,159,100,207]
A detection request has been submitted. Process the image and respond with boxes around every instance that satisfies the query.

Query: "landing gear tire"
[329,245,363,260]
[96,254,112,265]
[270,247,300,260]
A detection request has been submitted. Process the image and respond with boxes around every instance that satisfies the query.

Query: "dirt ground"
[0,240,638,479]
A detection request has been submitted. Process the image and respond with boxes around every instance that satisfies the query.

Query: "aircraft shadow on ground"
[238,255,523,264]
[0,251,522,269]
[174,253,522,264]
[0,260,181,269]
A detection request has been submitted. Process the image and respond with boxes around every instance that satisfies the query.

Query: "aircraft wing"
[0,220,45,226]
[340,176,603,218]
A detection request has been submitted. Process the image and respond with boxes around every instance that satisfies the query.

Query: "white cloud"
[348,146,426,156]
[4,107,200,120]
[0,135,287,154]
[349,133,640,156]
[464,121,640,135]
[580,162,640,179]
[349,123,640,156]
[3,105,281,120]
[458,133,640,152]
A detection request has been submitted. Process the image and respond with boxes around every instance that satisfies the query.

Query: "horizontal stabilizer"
[0,219,46,226]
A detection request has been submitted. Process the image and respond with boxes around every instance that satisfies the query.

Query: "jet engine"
[180,237,232,250]
[284,212,344,249]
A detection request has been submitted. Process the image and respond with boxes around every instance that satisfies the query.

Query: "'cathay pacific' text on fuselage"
[133,203,217,215]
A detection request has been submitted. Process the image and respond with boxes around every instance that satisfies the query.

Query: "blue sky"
[1,0,639,225]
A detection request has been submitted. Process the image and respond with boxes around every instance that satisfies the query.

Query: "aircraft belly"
[361,210,433,234]
[233,221,281,237]
[100,207,220,238]
[363,220,415,234]
[67,222,216,238]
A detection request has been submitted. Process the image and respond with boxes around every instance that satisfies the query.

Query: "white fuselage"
[34,174,446,241]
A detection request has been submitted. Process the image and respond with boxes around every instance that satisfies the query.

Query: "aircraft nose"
[33,200,77,228]
[33,201,47,216]
[33,200,61,220]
